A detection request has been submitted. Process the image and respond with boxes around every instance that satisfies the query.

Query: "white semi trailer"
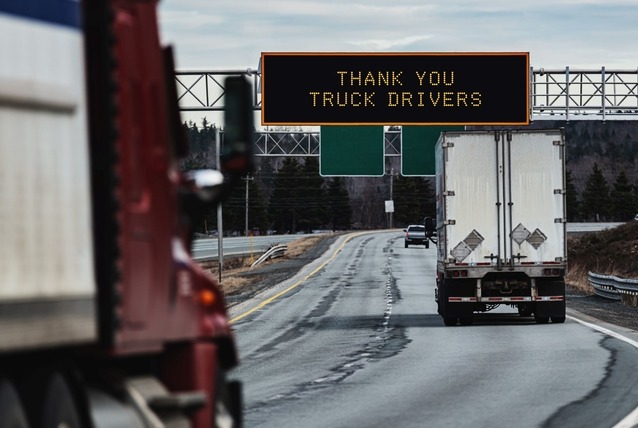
[429,129,567,326]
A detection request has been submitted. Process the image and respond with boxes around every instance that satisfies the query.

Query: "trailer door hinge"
[554,218,566,223]
[443,190,455,196]
[554,189,566,195]
[553,140,565,146]
[444,219,456,225]
[442,142,454,148]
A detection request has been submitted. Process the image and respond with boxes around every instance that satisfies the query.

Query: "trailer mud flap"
[438,279,475,318]
[535,280,566,318]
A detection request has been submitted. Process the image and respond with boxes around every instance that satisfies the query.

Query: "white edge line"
[567,314,638,428]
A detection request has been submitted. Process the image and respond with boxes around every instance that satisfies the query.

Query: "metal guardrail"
[589,272,638,307]
[250,245,287,267]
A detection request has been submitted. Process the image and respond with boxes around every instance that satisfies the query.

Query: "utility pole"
[242,175,254,236]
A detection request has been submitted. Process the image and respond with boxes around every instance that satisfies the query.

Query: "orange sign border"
[260,52,530,126]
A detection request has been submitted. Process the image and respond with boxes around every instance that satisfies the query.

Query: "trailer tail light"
[452,270,468,278]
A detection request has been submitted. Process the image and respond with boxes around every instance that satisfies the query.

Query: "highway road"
[227,230,638,428]
[192,223,624,261]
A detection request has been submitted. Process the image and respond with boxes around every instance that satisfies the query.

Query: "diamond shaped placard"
[451,241,472,263]
[464,229,484,250]
[527,228,547,249]
[511,223,530,245]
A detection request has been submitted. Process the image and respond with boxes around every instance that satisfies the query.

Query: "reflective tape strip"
[534,296,565,301]
[479,297,532,302]
[448,297,477,302]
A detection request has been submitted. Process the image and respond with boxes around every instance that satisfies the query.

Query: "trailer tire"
[21,371,82,428]
[459,317,474,326]
[425,242,429,249]
[42,373,82,428]
[518,304,533,318]
[551,316,566,324]
[534,315,550,324]
[0,380,29,428]
[443,317,457,326]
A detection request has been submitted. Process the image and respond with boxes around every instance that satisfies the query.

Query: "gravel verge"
[566,286,638,332]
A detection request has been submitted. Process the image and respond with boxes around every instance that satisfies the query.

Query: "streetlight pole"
[216,128,224,283]
[389,168,394,229]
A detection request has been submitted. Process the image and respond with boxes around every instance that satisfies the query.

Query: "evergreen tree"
[180,120,217,171]
[218,184,244,234]
[565,169,580,222]
[297,157,328,232]
[217,175,269,235]
[392,176,435,227]
[610,170,636,221]
[327,177,352,231]
[248,178,270,234]
[268,158,303,233]
[580,163,612,221]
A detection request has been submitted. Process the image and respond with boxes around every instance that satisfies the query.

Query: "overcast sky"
[158,0,638,71]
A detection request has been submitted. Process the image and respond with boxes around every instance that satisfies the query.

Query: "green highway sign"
[401,126,464,176]
[320,126,384,176]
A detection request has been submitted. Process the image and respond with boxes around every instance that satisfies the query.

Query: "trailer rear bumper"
[447,296,564,303]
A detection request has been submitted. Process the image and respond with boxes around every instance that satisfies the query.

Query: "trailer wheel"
[443,317,457,326]
[517,304,533,318]
[459,317,474,326]
[404,242,408,248]
[21,371,82,428]
[0,380,29,428]
[425,242,429,249]
[551,316,566,324]
[534,315,550,324]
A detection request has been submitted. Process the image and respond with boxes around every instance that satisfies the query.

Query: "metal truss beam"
[531,67,638,120]
[231,130,400,157]
[177,67,638,156]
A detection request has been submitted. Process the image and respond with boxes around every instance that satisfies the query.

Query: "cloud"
[158,0,638,70]
[348,35,432,51]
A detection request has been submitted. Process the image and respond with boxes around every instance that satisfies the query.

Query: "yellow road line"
[229,231,373,324]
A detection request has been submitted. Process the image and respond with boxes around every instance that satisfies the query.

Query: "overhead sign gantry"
[260,52,530,126]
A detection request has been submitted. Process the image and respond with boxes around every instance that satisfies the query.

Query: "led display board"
[261,52,529,126]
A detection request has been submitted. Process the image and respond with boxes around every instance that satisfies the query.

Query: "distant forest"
[181,120,638,234]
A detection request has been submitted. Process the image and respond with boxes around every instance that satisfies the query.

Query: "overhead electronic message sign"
[261,52,529,126]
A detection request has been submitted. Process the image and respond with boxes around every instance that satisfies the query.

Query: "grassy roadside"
[566,221,638,294]
[200,235,329,296]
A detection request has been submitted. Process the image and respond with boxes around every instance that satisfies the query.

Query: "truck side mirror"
[222,75,255,175]
[424,217,435,235]
[185,169,225,203]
